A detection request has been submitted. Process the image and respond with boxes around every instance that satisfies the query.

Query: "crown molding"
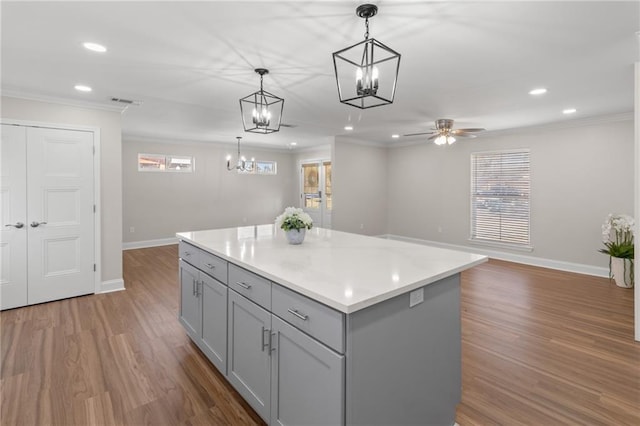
[2,90,126,113]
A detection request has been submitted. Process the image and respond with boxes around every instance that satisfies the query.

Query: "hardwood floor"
[1,246,638,425]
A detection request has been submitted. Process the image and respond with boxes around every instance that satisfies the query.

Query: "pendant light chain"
[364,17,370,40]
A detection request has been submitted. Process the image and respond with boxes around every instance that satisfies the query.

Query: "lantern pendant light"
[239,68,284,134]
[332,4,401,109]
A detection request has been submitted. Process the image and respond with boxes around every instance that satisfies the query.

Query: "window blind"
[470,150,530,246]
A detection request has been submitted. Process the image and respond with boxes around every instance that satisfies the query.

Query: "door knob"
[5,222,24,229]
[30,221,47,228]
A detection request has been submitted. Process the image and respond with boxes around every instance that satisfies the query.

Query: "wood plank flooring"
[1,245,638,425]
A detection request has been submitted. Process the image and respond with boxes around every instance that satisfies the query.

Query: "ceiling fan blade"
[454,133,478,138]
[427,134,440,140]
[403,131,437,137]
[451,128,485,134]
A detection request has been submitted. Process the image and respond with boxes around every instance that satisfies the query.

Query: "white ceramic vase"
[285,228,306,245]
[611,257,634,288]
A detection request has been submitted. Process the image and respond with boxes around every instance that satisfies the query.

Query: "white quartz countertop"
[176,226,487,314]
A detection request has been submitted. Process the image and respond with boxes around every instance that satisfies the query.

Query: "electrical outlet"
[129,226,135,233]
[409,288,424,308]
[360,223,364,229]
[438,226,442,233]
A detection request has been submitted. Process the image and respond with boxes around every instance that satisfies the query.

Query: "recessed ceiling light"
[83,42,107,53]
[391,134,400,139]
[74,84,92,92]
[290,142,297,146]
[563,108,577,114]
[528,88,547,95]
[344,125,353,131]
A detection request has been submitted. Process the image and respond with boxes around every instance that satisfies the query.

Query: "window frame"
[469,149,532,251]
[137,153,194,173]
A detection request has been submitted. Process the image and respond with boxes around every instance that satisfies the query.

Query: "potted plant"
[275,207,313,245]
[599,214,634,288]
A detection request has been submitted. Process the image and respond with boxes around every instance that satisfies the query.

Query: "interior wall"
[387,117,635,270]
[1,96,123,286]
[122,137,297,243]
[332,138,388,235]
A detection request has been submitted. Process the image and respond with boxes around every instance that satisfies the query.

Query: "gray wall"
[1,96,123,286]
[386,117,634,269]
[332,138,388,235]
[122,138,297,243]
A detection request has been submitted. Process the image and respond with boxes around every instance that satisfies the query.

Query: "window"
[470,149,531,248]
[255,161,277,175]
[138,153,194,172]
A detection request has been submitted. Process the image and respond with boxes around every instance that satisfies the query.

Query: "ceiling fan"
[404,119,485,145]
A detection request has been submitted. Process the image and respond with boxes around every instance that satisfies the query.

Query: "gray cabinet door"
[227,289,271,423]
[200,274,228,374]
[270,315,345,426]
[179,260,201,340]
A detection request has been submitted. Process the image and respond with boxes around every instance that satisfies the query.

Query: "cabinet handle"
[196,280,201,297]
[287,308,308,321]
[235,281,252,290]
[261,327,270,352]
[184,251,192,256]
[270,332,277,353]
[192,278,196,296]
[204,263,215,270]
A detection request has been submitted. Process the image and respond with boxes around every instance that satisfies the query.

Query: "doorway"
[1,124,96,310]
[300,160,332,229]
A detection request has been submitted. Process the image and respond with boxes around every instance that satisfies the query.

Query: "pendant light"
[226,136,255,172]
[239,68,284,134]
[332,4,401,109]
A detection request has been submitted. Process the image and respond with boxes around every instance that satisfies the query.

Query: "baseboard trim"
[123,237,178,250]
[379,234,609,278]
[99,278,125,293]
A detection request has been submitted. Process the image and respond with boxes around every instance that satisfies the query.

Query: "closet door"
[0,124,28,310]
[26,127,95,304]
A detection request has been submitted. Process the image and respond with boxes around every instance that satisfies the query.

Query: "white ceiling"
[2,1,639,150]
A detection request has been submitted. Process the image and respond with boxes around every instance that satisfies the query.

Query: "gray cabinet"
[178,243,228,374]
[227,289,272,422]
[200,273,228,373]
[179,260,201,339]
[270,315,344,426]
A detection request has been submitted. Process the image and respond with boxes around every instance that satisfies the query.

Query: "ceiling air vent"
[110,97,143,106]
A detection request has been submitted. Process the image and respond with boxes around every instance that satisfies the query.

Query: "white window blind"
[470,150,530,246]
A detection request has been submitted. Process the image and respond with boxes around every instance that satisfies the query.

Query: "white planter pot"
[285,228,306,245]
[611,257,634,288]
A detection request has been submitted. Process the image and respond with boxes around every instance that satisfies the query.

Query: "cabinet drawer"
[228,264,271,310]
[179,241,199,266]
[272,284,345,353]
[199,250,228,284]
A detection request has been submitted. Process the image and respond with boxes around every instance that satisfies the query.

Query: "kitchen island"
[176,225,486,426]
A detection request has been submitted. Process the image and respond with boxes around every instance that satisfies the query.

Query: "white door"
[27,127,95,305]
[300,160,332,229]
[0,125,95,309]
[1,124,28,309]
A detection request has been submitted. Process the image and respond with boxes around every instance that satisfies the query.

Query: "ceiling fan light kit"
[332,4,401,109]
[239,68,284,134]
[404,119,486,145]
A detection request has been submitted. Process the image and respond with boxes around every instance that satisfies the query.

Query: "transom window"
[470,149,531,248]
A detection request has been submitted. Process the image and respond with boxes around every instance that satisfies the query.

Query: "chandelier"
[226,137,254,172]
[332,4,401,109]
[239,68,284,134]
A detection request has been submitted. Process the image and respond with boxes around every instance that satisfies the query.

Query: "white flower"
[601,213,634,244]
[275,207,314,231]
